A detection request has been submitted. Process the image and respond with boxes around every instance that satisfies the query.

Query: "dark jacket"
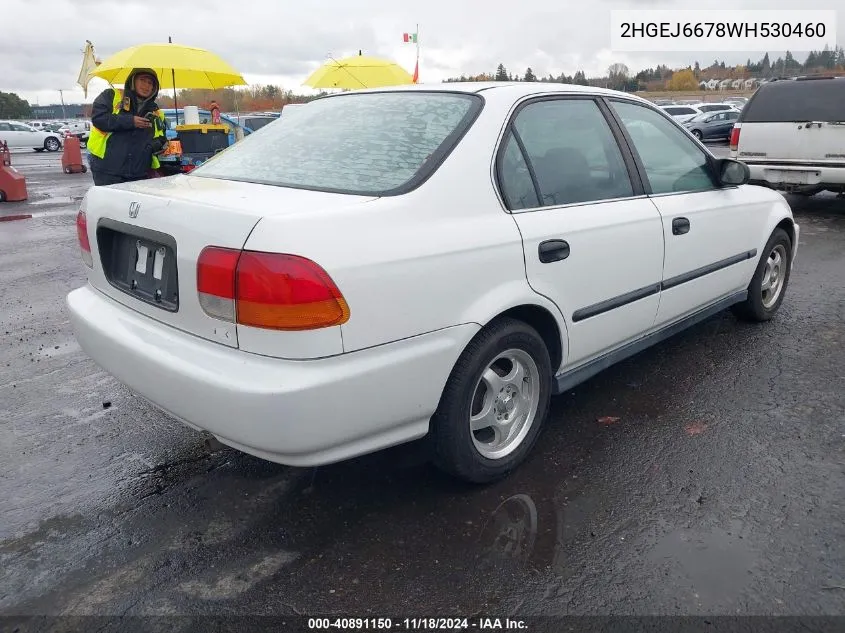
[89,68,163,179]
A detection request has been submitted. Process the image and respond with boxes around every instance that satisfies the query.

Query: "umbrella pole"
[168,36,178,125]
[172,69,178,125]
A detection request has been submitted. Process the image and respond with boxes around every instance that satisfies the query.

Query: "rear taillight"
[197,247,240,321]
[76,210,93,268]
[729,124,741,152]
[196,248,350,331]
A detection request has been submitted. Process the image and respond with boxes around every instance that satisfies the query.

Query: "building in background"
[30,104,89,119]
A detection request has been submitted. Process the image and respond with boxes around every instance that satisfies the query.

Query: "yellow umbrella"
[91,41,247,90]
[304,54,414,90]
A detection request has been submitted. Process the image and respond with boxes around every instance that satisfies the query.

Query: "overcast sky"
[3,0,842,106]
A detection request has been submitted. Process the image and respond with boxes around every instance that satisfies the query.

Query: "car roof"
[320,81,654,104]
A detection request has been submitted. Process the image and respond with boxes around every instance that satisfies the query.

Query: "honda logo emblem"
[128,202,141,218]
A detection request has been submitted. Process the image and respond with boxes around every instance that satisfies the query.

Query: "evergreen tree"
[0,91,32,119]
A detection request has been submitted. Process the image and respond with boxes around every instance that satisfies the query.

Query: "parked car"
[225,113,279,132]
[684,110,741,141]
[59,121,91,142]
[724,97,748,107]
[660,104,703,123]
[731,76,845,196]
[691,103,741,114]
[0,120,63,152]
[68,83,798,483]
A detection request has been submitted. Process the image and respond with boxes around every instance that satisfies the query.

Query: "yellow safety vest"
[88,89,166,169]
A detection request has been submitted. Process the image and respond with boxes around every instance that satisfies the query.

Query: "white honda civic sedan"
[68,82,799,483]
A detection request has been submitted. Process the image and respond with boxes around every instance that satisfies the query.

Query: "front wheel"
[732,228,793,322]
[430,318,552,484]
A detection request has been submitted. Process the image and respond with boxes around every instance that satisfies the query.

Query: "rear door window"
[501,97,634,207]
[741,79,845,122]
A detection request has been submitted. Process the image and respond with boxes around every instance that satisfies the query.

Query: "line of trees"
[0,91,32,118]
[446,46,845,92]
[445,64,596,87]
[155,85,320,112]
[0,84,321,121]
[6,46,844,118]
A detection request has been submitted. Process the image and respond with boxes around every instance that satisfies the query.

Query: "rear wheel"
[45,137,60,152]
[732,228,792,322]
[430,318,552,484]
[692,129,703,140]
[0,190,6,202]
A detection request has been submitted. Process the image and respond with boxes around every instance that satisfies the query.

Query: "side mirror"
[716,158,750,186]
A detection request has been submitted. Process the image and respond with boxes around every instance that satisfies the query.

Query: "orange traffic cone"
[0,141,28,202]
[61,133,87,174]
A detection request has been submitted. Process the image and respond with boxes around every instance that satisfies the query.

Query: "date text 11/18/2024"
[307,617,529,630]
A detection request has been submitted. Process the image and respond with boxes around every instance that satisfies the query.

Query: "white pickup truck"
[59,121,91,142]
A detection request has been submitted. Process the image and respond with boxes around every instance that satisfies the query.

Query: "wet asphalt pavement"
[1,148,844,621]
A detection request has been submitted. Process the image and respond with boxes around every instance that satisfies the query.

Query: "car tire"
[430,317,552,484]
[44,137,61,152]
[732,228,792,322]
[0,190,6,202]
[692,129,703,140]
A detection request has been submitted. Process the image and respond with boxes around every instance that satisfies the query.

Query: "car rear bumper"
[745,163,845,188]
[67,285,478,466]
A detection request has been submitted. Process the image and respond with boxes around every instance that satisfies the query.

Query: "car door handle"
[672,217,690,235]
[538,240,570,263]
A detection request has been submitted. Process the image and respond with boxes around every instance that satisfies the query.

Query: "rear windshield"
[665,107,696,115]
[192,91,483,195]
[741,79,845,122]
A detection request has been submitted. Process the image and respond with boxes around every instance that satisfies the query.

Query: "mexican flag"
[403,32,418,43]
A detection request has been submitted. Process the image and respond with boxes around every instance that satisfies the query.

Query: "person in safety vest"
[88,68,168,186]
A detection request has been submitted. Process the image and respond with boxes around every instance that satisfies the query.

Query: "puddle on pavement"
[3,326,767,615]
[38,340,81,358]
[648,521,757,604]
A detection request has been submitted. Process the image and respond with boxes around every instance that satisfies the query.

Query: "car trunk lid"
[83,175,376,350]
